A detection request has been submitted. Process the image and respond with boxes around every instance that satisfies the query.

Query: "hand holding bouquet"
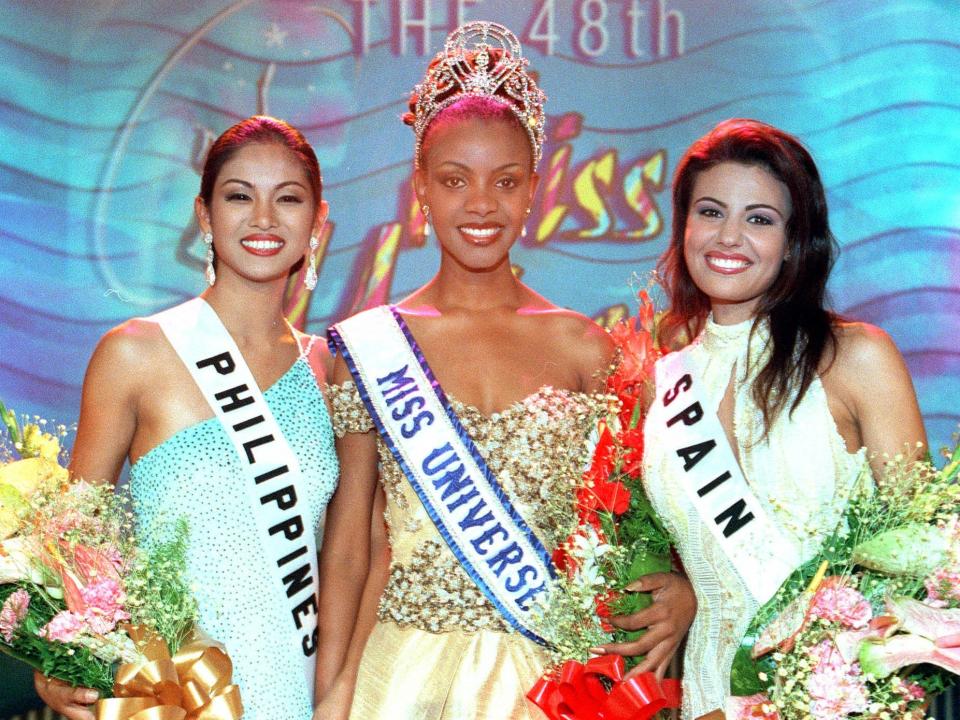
[0,401,243,718]
[527,292,682,719]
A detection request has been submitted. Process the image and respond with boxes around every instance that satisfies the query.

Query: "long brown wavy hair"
[658,118,839,431]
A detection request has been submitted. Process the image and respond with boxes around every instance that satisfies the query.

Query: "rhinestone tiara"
[410,21,546,168]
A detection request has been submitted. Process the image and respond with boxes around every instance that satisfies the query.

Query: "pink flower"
[925,567,960,608]
[77,579,128,634]
[57,544,124,616]
[895,680,926,702]
[810,584,872,629]
[40,610,85,643]
[806,640,869,719]
[0,589,30,642]
[729,693,779,719]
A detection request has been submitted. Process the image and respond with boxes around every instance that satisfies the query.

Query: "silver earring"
[421,204,431,238]
[304,235,320,290]
[203,232,216,286]
[521,207,531,239]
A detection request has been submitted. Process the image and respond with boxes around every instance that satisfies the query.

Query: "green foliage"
[0,584,114,693]
[125,517,197,654]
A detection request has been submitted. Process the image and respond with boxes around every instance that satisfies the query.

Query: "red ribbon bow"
[527,655,681,720]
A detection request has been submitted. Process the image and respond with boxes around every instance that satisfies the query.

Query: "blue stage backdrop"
[1,0,958,448]
[1,1,959,718]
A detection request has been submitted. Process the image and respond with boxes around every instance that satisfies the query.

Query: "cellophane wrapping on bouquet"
[730,438,960,720]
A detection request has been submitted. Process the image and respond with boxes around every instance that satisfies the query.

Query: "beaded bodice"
[129,358,338,720]
[331,381,606,634]
[642,317,868,719]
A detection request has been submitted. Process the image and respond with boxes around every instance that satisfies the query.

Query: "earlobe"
[314,199,330,235]
[528,171,541,206]
[413,169,427,207]
[194,196,211,234]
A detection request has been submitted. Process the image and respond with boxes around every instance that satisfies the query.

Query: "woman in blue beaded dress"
[34,116,339,720]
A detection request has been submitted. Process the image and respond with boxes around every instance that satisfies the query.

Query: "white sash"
[329,306,554,645]
[648,349,800,604]
[151,298,319,692]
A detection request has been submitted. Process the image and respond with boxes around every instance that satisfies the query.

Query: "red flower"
[552,541,578,578]
[579,480,631,517]
[621,427,645,479]
[584,422,617,485]
[594,590,621,632]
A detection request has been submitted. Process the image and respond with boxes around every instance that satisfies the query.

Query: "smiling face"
[683,161,792,325]
[415,115,538,273]
[195,141,327,285]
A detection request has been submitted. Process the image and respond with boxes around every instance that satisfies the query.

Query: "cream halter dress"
[642,316,867,719]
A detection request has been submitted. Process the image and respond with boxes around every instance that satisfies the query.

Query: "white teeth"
[708,256,750,270]
[242,239,283,250]
[460,226,500,238]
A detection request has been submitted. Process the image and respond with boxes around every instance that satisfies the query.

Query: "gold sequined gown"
[331,382,606,720]
[642,317,868,719]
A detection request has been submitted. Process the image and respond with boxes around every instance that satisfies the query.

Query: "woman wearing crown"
[313,22,696,720]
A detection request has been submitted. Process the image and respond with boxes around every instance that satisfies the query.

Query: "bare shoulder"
[823,319,916,423]
[304,336,335,385]
[829,320,907,380]
[89,317,171,375]
[537,306,615,390]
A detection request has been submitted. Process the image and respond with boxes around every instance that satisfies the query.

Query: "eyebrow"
[220,178,308,191]
[695,195,785,219]
[436,161,524,172]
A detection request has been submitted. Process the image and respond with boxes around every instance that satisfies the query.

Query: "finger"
[609,606,668,631]
[72,687,99,705]
[594,629,666,657]
[65,708,96,720]
[625,572,672,593]
[627,644,670,677]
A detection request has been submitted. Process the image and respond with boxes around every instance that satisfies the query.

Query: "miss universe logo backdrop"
[2,0,959,449]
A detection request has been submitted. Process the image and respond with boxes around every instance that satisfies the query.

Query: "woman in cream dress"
[641,119,927,719]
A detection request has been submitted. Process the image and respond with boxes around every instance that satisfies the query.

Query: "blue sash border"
[328,306,554,646]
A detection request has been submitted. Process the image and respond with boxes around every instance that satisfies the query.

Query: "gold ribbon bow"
[96,626,243,720]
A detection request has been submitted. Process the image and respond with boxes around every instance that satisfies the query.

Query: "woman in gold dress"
[313,21,696,720]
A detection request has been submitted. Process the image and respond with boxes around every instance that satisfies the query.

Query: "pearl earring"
[421,204,431,238]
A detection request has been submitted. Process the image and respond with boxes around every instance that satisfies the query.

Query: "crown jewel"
[412,21,546,168]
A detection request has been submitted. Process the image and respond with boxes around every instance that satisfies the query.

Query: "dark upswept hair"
[658,118,839,431]
[198,115,322,206]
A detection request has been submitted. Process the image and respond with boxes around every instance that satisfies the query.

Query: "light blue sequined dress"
[129,358,338,720]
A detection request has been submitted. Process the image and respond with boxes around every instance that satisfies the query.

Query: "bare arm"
[314,485,390,719]
[313,356,380,708]
[36,326,144,719]
[824,322,927,477]
[68,326,143,484]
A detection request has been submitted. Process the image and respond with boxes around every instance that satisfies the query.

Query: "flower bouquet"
[0,401,244,718]
[729,441,960,719]
[526,292,682,719]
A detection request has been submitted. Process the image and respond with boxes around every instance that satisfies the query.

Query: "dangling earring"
[421,204,431,238]
[304,235,320,290]
[521,207,531,239]
[203,232,216,286]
